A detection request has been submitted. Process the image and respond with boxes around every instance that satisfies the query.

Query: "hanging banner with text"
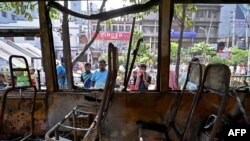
[91,32,131,40]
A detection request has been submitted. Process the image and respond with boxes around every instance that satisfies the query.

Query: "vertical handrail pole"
[124,38,143,90]
[55,127,59,140]
[123,17,136,88]
[37,69,41,91]
[73,109,77,141]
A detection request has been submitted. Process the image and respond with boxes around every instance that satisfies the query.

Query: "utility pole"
[246,11,250,75]
[86,0,93,64]
[207,13,214,44]
[226,28,231,48]
[246,12,249,49]
[199,27,208,43]
[232,8,236,47]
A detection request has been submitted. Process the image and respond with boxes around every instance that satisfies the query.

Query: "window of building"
[11,14,15,20]
[142,26,146,32]
[100,25,104,31]
[150,26,154,33]
[106,25,111,31]
[25,37,35,40]
[125,25,131,32]
[208,10,214,18]
[196,11,204,18]
[92,25,97,31]
[195,26,199,33]
[119,25,124,32]
[210,27,217,35]
[112,25,118,32]
[143,26,151,33]
[2,11,7,17]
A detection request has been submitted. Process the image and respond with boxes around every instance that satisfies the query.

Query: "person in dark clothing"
[135,64,151,91]
[81,63,93,89]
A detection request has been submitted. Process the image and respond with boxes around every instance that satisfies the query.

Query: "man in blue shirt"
[56,60,66,89]
[91,59,108,89]
[81,63,92,89]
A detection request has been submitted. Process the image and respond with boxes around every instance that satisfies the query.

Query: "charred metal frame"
[123,17,136,89]
[0,29,40,37]
[124,38,143,90]
[168,62,203,134]
[158,0,172,92]
[45,43,119,141]
[181,64,231,141]
[38,1,58,92]
[84,43,119,140]
[45,105,96,141]
[0,55,37,140]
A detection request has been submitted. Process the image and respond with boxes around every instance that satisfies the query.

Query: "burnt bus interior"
[0,0,249,141]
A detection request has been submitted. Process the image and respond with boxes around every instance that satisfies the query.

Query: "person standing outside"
[81,63,93,89]
[56,60,66,89]
[29,67,36,87]
[0,73,7,90]
[135,64,151,91]
[91,59,108,89]
[129,70,137,91]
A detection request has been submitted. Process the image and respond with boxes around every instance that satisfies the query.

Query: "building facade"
[219,4,250,49]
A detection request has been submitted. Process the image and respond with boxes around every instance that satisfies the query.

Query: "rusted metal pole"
[123,17,136,89]
[39,1,57,92]
[159,0,171,92]
[124,38,143,91]
[62,0,74,90]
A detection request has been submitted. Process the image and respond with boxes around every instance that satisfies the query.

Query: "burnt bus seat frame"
[182,63,231,141]
[137,63,231,141]
[83,43,119,141]
[168,62,203,140]
[0,55,37,141]
[45,43,119,141]
[230,86,250,125]
[137,62,203,141]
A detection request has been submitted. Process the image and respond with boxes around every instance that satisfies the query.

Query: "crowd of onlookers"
[56,59,154,91]
[1,58,247,91]
[56,59,108,90]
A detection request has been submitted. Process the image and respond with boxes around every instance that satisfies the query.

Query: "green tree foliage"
[132,29,156,64]
[210,47,248,66]
[228,47,248,65]
[173,4,197,86]
[171,42,178,59]
[189,42,216,57]
[0,2,59,21]
[211,56,229,64]
[174,4,197,27]
[171,42,190,64]
[0,2,35,21]
[136,43,157,64]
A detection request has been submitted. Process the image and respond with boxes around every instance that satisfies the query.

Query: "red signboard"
[91,32,131,40]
